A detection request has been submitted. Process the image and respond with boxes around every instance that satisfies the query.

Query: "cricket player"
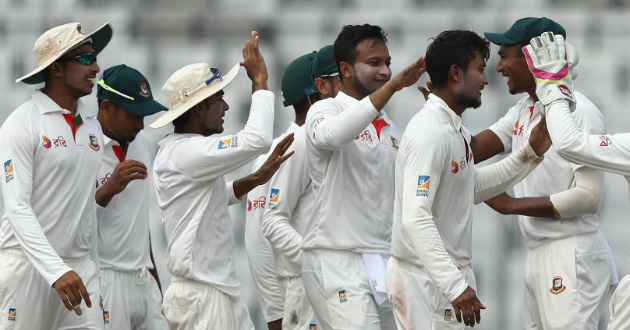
[522,31,630,330]
[0,22,112,329]
[387,29,551,329]
[149,31,291,330]
[302,24,425,330]
[93,64,168,330]
[471,17,616,330]
[259,51,324,330]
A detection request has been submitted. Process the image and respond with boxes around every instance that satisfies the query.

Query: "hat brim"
[149,63,241,129]
[17,22,114,84]
[122,99,168,117]
[484,32,518,46]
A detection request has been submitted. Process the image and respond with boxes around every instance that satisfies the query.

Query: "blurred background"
[1,0,630,329]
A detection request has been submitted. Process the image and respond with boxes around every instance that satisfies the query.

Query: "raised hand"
[389,56,426,92]
[254,133,295,185]
[241,31,269,92]
[522,32,575,112]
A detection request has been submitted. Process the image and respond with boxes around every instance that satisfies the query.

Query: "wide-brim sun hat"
[149,62,241,129]
[16,22,113,84]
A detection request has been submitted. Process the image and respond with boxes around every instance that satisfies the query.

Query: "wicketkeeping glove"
[522,32,576,112]
[565,41,579,80]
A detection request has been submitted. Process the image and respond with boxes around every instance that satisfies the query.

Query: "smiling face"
[342,38,392,98]
[455,51,489,109]
[58,43,101,98]
[496,44,536,97]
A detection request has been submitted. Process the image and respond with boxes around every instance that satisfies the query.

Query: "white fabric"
[162,277,254,330]
[97,133,154,271]
[386,256,477,330]
[244,145,285,323]
[279,276,318,330]
[546,100,630,178]
[262,123,314,277]
[302,249,396,330]
[0,249,103,330]
[608,274,630,330]
[549,167,603,219]
[390,94,543,302]
[362,253,389,306]
[303,91,399,253]
[153,90,274,298]
[100,268,168,330]
[0,90,103,286]
[521,232,612,330]
[488,92,605,241]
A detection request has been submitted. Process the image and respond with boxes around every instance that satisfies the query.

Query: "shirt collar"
[427,93,463,132]
[31,89,92,117]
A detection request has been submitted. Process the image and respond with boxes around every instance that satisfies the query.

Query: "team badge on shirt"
[89,134,100,151]
[42,135,52,149]
[218,136,239,149]
[4,159,14,183]
[338,290,347,303]
[103,310,110,323]
[549,276,566,295]
[444,309,453,322]
[416,175,430,197]
[8,308,16,321]
[268,188,280,209]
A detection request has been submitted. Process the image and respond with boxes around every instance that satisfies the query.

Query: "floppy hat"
[484,17,566,46]
[149,62,240,128]
[311,45,339,80]
[281,51,318,107]
[16,22,113,84]
[97,64,167,116]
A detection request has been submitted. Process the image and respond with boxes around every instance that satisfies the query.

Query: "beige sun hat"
[149,62,241,128]
[16,22,113,84]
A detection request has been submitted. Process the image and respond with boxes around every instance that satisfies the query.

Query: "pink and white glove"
[522,32,576,112]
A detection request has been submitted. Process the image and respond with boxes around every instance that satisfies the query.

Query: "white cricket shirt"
[153,90,274,298]
[96,132,154,271]
[262,123,314,277]
[488,92,605,242]
[0,90,103,286]
[303,92,400,254]
[390,94,543,302]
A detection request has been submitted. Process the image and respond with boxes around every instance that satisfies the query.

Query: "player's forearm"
[503,196,557,218]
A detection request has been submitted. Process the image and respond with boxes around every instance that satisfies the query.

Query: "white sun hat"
[16,22,113,84]
[149,62,241,128]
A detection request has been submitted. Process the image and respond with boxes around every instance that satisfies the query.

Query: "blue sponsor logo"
[416,175,430,197]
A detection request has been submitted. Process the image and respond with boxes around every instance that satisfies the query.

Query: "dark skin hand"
[418,79,433,101]
[233,133,295,199]
[451,286,486,327]
[527,117,551,157]
[52,270,92,313]
[95,160,148,207]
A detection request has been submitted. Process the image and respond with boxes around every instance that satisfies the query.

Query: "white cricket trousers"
[608,274,630,330]
[522,231,612,330]
[0,248,104,330]
[386,256,477,330]
[278,276,317,330]
[302,249,396,330]
[99,267,168,330]
[244,217,284,323]
[162,276,254,330]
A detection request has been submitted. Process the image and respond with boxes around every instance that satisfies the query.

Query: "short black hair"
[333,24,388,81]
[426,30,490,88]
[172,109,192,130]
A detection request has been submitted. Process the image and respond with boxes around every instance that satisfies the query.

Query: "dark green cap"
[281,52,318,107]
[484,17,566,46]
[97,64,167,116]
[311,45,339,80]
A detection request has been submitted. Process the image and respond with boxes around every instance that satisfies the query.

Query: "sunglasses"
[60,52,98,66]
[184,67,222,97]
[97,78,135,101]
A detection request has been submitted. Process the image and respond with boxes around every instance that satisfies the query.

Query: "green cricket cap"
[281,52,318,107]
[484,17,566,46]
[311,44,339,80]
[97,64,167,116]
